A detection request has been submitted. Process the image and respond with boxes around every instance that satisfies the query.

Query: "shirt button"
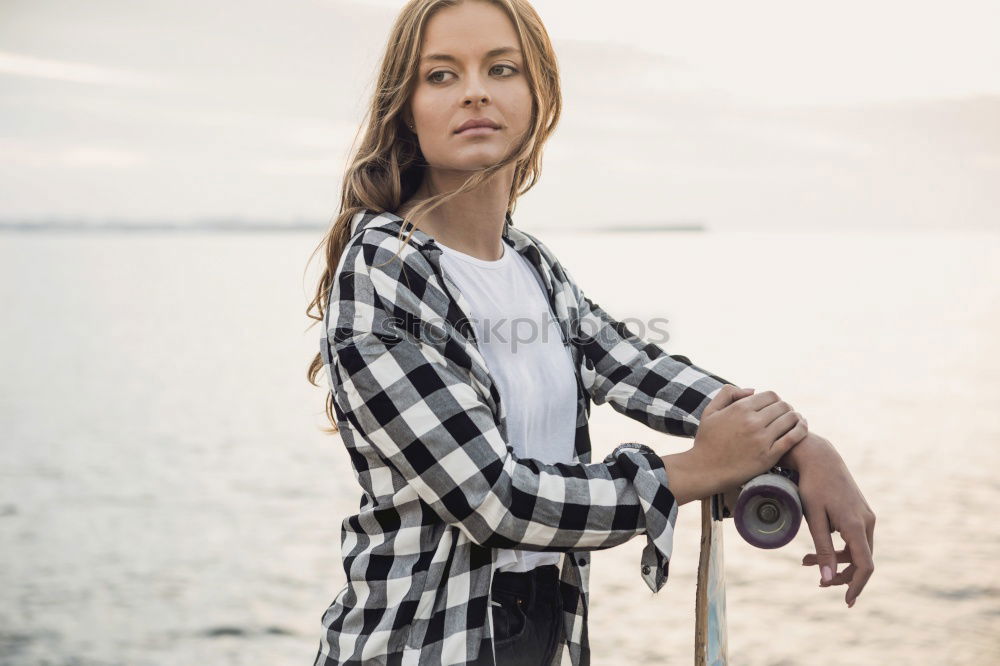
[577,557,587,566]
[642,565,651,576]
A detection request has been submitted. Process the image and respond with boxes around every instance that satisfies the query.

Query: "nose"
[462,75,490,107]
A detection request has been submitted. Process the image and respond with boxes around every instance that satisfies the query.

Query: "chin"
[434,152,507,171]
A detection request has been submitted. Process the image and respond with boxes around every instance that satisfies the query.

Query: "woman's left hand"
[781,432,876,608]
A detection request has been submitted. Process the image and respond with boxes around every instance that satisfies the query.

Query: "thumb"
[806,508,839,587]
[703,385,754,418]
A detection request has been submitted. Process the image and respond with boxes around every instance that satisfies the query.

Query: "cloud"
[0,50,161,89]
[254,156,346,176]
[712,115,878,159]
[0,138,146,168]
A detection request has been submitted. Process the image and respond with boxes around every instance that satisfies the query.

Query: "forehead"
[420,1,520,55]
[420,46,521,65]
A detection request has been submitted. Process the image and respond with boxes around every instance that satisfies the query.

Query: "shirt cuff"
[602,442,678,592]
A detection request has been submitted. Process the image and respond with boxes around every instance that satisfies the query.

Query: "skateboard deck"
[694,493,728,665]
[694,469,803,665]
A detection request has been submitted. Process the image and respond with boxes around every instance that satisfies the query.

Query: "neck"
[400,166,513,261]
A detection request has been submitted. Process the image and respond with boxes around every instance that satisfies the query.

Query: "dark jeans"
[475,564,564,665]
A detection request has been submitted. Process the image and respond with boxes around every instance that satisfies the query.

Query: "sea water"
[1,227,997,665]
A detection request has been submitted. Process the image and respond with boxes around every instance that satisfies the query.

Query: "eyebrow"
[420,47,522,64]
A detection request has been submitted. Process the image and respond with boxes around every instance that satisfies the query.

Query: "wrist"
[661,448,719,506]
[778,431,836,471]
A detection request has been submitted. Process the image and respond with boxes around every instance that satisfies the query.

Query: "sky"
[1,0,998,230]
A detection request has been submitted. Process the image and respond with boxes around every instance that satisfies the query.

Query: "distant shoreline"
[0,220,708,233]
[0,221,326,233]
[585,223,706,233]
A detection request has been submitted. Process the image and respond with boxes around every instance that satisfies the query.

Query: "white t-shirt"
[435,236,578,573]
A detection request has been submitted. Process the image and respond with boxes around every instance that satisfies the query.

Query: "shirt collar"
[348,208,551,298]
[350,209,522,251]
[349,207,566,357]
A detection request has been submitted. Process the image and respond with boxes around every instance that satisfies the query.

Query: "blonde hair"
[305,0,563,432]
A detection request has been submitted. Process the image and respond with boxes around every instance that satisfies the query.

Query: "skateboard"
[694,467,802,665]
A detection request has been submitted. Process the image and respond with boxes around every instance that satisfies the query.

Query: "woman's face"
[407,1,532,172]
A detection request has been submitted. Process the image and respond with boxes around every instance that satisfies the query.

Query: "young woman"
[306,1,876,664]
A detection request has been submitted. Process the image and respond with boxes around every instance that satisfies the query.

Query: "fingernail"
[821,565,833,583]
[847,598,856,608]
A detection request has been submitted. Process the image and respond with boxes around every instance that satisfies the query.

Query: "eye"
[427,70,452,84]
[426,64,519,84]
[491,64,518,77]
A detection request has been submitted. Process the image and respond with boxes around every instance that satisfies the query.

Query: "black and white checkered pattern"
[314,210,734,665]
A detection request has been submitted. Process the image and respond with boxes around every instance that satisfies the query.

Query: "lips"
[455,118,500,133]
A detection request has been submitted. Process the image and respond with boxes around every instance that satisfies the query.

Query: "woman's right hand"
[693,385,808,494]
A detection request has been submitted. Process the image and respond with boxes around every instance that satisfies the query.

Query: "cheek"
[410,86,448,128]
[510,82,533,120]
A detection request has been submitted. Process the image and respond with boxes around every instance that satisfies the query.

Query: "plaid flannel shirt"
[314,210,733,665]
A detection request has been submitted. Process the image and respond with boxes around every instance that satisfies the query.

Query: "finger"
[770,418,808,465]
[844,524,875,607]
[825,563,857,586]
[804,507,839,587]
[757,399,793,427]
[801,549,852,566]
[742,389,779,412]
[704,385,754,417]
[767,412,807,454]
[867,514,875,559]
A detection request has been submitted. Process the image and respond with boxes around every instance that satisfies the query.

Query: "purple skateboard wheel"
[733,472,803,549]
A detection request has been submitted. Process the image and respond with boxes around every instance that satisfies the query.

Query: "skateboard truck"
[715,466,803,549]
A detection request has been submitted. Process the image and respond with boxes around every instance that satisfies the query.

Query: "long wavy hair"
[305,0,562,432]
